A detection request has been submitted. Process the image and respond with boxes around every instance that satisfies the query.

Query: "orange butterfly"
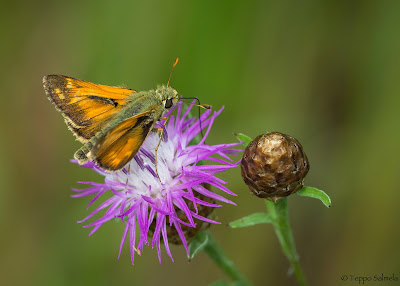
[43,59,180,172]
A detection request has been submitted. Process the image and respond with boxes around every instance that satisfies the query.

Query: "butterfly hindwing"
[43,75,137,142]
[84,111,155,171]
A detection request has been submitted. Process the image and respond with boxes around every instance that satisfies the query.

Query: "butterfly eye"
[165,98,173,109]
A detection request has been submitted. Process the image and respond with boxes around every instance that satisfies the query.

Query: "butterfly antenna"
[167,58,179,87]
[180,97,210,138]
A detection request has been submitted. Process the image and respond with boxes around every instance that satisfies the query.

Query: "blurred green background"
[1,0,400,285]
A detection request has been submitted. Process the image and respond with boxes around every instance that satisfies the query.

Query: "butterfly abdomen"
[74,142,93,165]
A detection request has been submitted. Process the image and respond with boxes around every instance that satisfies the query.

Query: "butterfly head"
[156,85,179,110]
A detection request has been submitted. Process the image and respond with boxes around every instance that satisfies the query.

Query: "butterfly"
[43,59,182,172]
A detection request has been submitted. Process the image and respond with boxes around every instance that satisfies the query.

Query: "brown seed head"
[241,132,309,202]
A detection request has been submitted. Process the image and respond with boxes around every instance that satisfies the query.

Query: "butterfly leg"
[124,164,131,187]
[118,164,131,188]
[133,245,142,256]
[154,117,169,180]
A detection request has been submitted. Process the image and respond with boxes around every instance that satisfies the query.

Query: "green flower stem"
[265,198,307,286]
[203,231,252,286]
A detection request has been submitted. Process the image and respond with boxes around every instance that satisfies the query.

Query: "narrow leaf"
[188,231,210,259]
[234,133,252,147]
[229,212,274,228]
[297,186,331,208]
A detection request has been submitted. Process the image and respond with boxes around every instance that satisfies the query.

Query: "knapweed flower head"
[72,101,241,264]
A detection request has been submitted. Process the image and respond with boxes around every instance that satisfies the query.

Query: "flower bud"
[241,132,309,202]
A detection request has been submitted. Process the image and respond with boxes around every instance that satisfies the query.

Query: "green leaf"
[234,133,252,147]
[297,186,331,208]
[188,231,210,259]
[229,212,274,228]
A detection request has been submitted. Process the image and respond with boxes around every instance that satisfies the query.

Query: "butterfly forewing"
[43,75,137,142]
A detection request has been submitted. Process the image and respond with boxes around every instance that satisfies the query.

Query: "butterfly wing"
[43,75,136,142]
[86,111,155,171]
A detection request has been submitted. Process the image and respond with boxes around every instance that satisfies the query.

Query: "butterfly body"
[43,75,179,172]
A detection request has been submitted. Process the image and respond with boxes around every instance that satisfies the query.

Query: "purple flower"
[72,101,241,264]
